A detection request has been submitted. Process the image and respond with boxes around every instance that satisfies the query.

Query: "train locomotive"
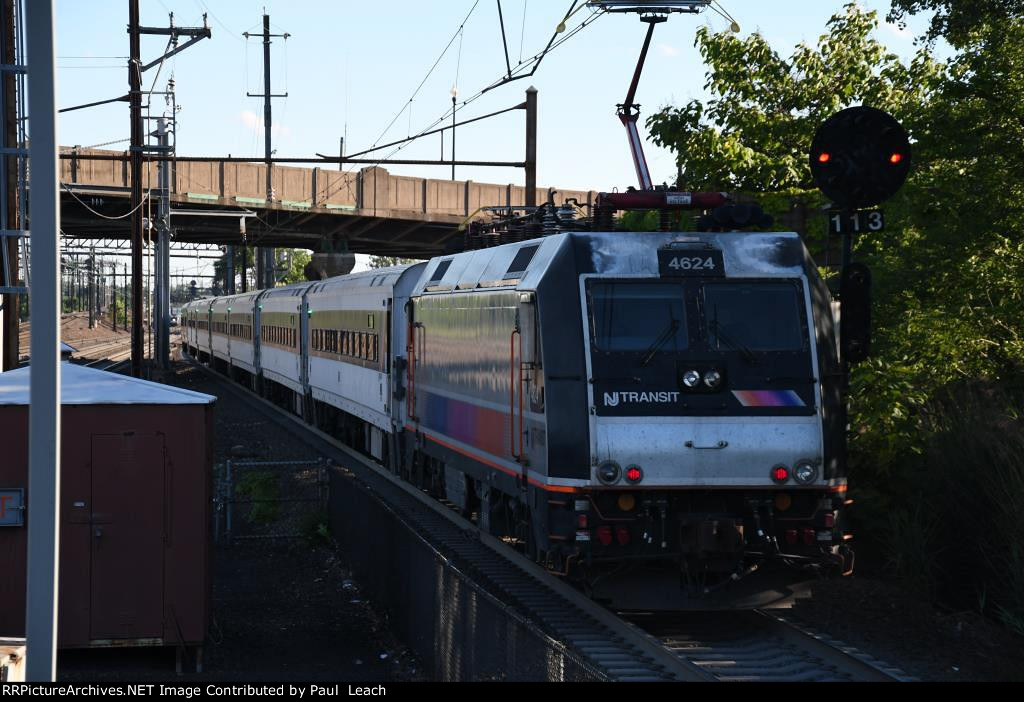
[184,217,854,609]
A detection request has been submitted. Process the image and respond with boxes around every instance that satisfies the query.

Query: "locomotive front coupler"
[747,498,780,556]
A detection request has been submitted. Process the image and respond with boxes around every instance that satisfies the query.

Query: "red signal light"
[818,152,831,163]
[771,466,790,484]
[626,466,643,483]
[596,527,613,547]
[889,153,904,164]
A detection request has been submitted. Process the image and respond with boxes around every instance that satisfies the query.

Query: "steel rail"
[186,355,716,682]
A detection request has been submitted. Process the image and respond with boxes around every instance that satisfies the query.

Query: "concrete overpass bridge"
[60,148,599,260]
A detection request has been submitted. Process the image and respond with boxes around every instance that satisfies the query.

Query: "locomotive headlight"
[794,461,818,485]
[703,370,722,389]
[682,370,701,388]
[597,461,622,486]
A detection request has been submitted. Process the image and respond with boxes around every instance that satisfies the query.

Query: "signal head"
[810,106,911,210]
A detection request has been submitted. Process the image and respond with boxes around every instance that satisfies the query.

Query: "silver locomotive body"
[183,228,851,608]
[406,231,850,606]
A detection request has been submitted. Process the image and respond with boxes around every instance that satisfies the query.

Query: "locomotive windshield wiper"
[640,317,681,367]
[709,315,758,366]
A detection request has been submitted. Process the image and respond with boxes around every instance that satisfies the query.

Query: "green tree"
[888,0,1024,45]
[279,249,313,285]
[646,3,941,241]
[368,256,420,269]
[212,247,255,294]
[647,0,1024,627]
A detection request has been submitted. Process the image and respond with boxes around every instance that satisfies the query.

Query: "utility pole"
[87,247,94,329]
[127,1,210,377]
[129,0,143,375]
[0,0,24,372]
[245,14,288,290]
[525,87,538,208]
[123,262,128,331]
[25,0,61,681]
[155,118,170,369]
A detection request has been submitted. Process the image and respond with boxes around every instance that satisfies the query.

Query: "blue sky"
[56,1,933,191]
[53,1,934,277]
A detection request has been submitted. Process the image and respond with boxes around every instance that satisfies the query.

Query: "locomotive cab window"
[702,282,807,352]
[589,281,689,353]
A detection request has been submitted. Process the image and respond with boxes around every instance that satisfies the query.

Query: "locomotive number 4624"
[658,249,725,278]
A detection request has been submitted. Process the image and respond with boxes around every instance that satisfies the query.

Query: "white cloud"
[239,110,292,139]
[657,43,680,58]
[240,110,260,131]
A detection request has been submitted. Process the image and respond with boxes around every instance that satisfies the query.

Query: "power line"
[519,0,529,63]
[61,183,151,221]
[194,0,245,43]
[373,2,602,165]
[369,0,482,150]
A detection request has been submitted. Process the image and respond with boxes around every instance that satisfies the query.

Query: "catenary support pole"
[156,118,170,368]
[129,0,143,376]
[525,87,537,209]
[245,14,287,290]
[25,0,61,682]
[87,247,94,329]
[1,0,19,371]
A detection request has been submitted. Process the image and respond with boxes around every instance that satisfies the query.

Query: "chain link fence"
[328,465,607,681]
[215,458,329,544]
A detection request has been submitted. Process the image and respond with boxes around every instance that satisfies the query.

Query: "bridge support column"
[307,253,355,281]
[226,246,236,295]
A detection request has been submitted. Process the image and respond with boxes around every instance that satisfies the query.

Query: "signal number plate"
[658,249,725,278]
[828,210,885,235]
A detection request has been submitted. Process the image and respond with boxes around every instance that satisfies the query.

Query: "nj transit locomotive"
[184,229,851,608]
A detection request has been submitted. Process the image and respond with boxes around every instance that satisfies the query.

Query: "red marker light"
[772,466,790,484]
[818,152,831,163]
[890,153,904,164]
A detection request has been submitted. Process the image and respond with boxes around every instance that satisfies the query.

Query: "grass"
[235,470,281,525]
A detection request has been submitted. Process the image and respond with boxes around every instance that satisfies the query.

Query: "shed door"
[90,433,165,641]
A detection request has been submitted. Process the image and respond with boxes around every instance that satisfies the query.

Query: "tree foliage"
[888,0,1024,46]
[646,1,1024,625]
[369,256,420,269]
[279,249,313,285]
[647,4,941,195]
[647,1,1024,464]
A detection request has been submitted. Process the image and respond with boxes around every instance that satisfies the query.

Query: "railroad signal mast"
[809,106,912,365]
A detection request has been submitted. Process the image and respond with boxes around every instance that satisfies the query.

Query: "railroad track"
[80,339,132,371]
[624,609,914,682]
[186,355,913,683]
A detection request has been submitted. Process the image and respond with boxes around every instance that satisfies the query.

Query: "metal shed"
[0,364,215,656]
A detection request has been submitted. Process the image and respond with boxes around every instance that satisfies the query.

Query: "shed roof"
[0,364,216,406]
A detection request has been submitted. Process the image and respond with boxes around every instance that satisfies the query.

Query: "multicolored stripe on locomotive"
[183,229,852,608]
